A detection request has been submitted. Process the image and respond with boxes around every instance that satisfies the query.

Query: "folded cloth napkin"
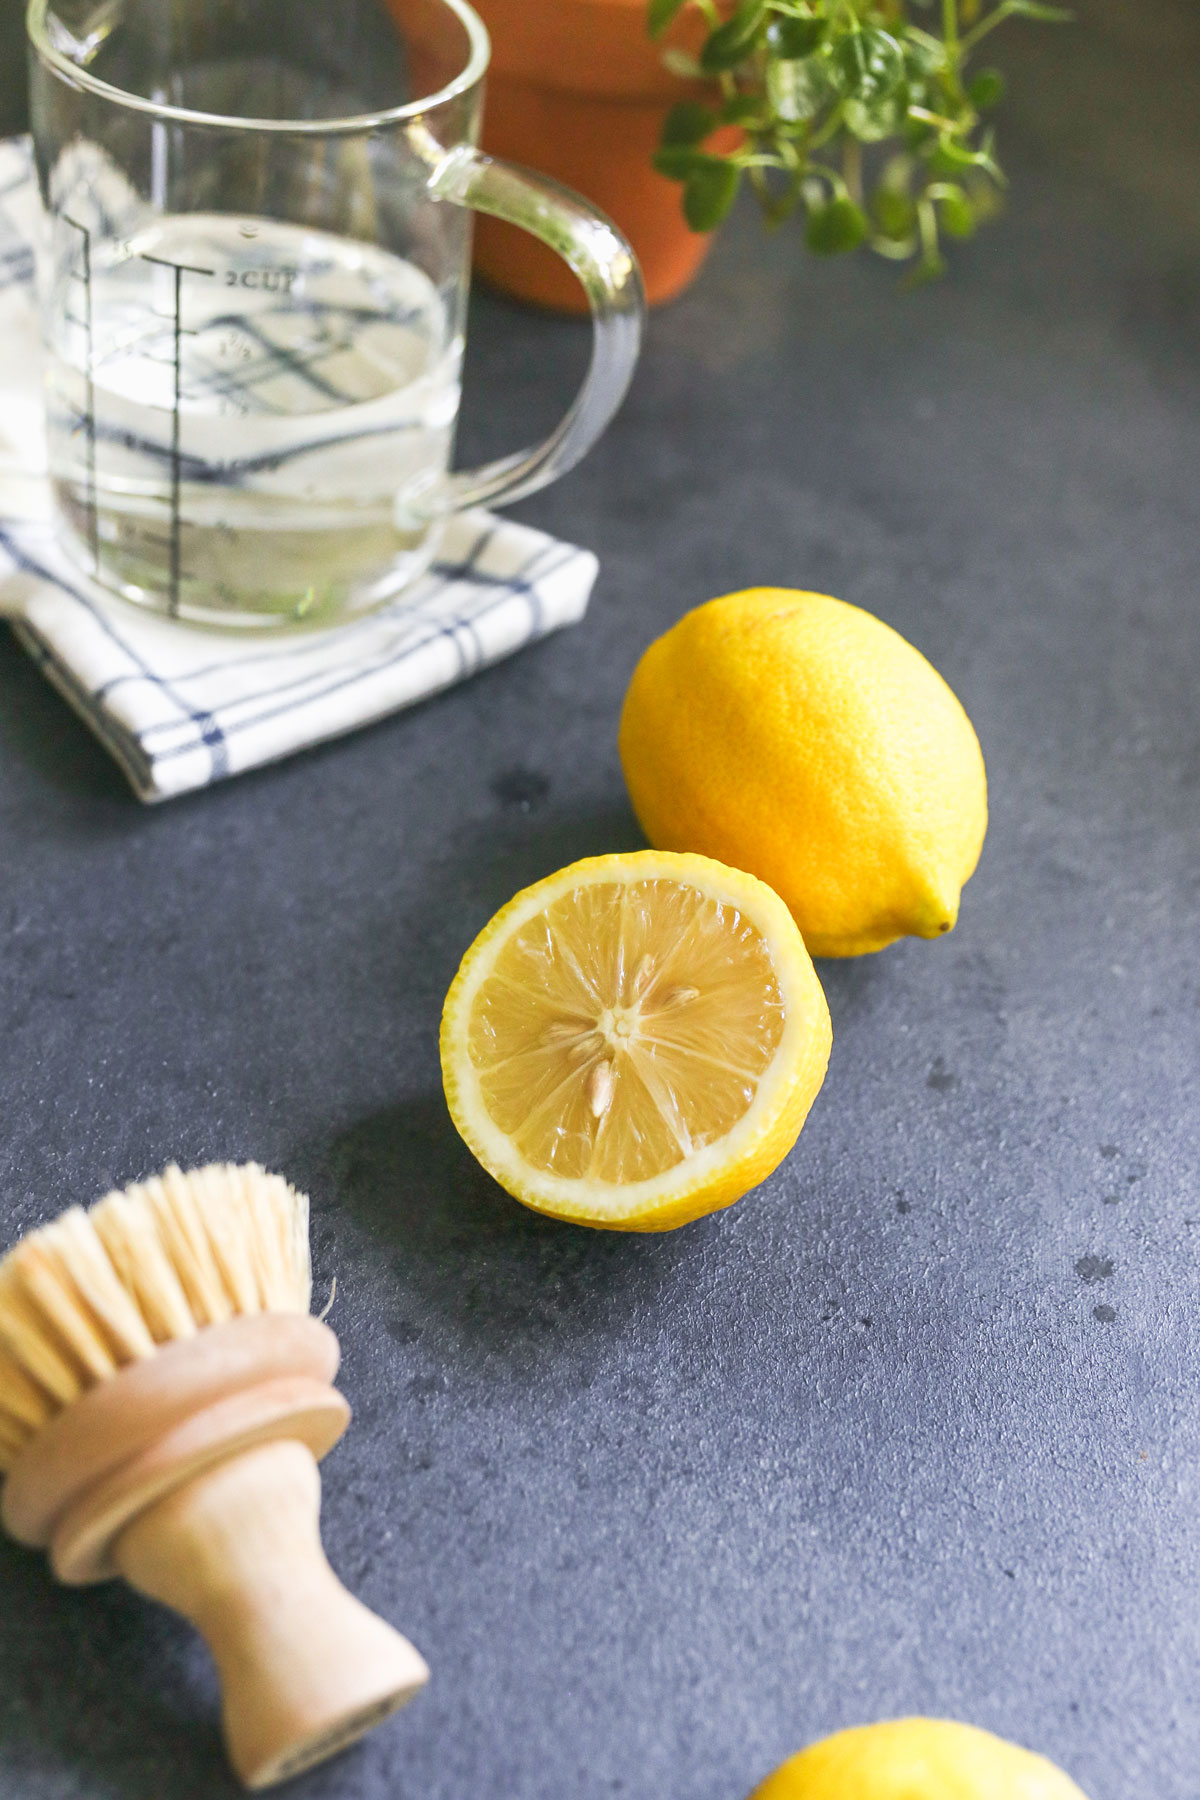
[0,137,598,803]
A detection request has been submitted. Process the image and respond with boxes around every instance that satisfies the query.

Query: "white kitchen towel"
[0,137,599,803]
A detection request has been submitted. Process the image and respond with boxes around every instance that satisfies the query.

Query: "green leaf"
[661,47,704,77]
[903,250,949,288]
[653,145,723,180]
[767,14,825,58]
[700,0,768,73]
[661,102,719,147]
[722,93,766,125]
[903,27,948,75]
[967,67,1006,108]
[833,28,906,104]
[766,47,836,122]
[879,151,916,192]
[965,175,1005,222]
[806,195,869,254]
[844,89,907,143]
[683,159,742,230]
[934,183,976,237]
[925,133,1000,179]
[871,186,917,240]
[904,116,938,152]
[648,0,690,40]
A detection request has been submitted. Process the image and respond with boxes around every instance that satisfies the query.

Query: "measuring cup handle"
[423,143,645,511]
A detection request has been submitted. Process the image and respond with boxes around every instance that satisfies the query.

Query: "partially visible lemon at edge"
[619,589,988,958]
[750,1718,1090,1800]
[440,850,831,1231]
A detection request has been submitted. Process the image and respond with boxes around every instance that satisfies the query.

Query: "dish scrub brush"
[0,1163,429,1789]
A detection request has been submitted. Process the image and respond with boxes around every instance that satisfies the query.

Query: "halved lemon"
[440,851,832,1231]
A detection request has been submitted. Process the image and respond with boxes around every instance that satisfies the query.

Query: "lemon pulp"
[470,877,787,1182]
[441,852,831,1230]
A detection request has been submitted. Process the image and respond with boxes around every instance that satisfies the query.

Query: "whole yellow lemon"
[618,590,988,957]
[750,1718,1089,1800]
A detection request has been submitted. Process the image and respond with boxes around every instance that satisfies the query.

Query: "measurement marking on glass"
[63,215,98,572]
[40,215,458,623]
[139,252,215,615]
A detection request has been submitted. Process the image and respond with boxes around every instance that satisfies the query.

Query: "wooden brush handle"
[112,1438,429,1790]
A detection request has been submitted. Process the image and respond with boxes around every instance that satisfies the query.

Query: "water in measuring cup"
[46,214,462,626]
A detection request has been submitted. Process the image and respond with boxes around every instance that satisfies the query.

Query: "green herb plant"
[648,0,1069,280]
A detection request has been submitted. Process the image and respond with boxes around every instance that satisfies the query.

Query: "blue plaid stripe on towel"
[0,138,598,803]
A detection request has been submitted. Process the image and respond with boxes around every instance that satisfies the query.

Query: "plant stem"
[842,134,863,205]
[961,0,1017,53]
[942,0,967,101]
[733,152,795,169]
[942,0,959,55]
[908,104,964,131]
[808,102,847,152]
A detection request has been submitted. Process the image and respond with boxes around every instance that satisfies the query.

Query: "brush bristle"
[0,1165,312,1475]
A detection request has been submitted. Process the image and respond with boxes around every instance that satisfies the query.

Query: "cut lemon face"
[440,851,832,1231]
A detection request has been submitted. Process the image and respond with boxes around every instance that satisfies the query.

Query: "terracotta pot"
[465,0,726,312]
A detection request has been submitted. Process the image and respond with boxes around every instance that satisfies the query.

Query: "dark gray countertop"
[2,3,1200,1796]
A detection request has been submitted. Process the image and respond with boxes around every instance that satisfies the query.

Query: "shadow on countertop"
[0,1533,239,1800]
[0,632,129,804]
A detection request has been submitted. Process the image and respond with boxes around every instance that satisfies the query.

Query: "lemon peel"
[619,589,988,958]
[750,1718,1090,1800]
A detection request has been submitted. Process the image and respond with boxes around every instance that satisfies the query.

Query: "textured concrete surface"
[2,2,1200,1796]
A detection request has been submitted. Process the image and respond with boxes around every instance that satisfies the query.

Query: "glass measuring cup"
[27,0,644,629]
